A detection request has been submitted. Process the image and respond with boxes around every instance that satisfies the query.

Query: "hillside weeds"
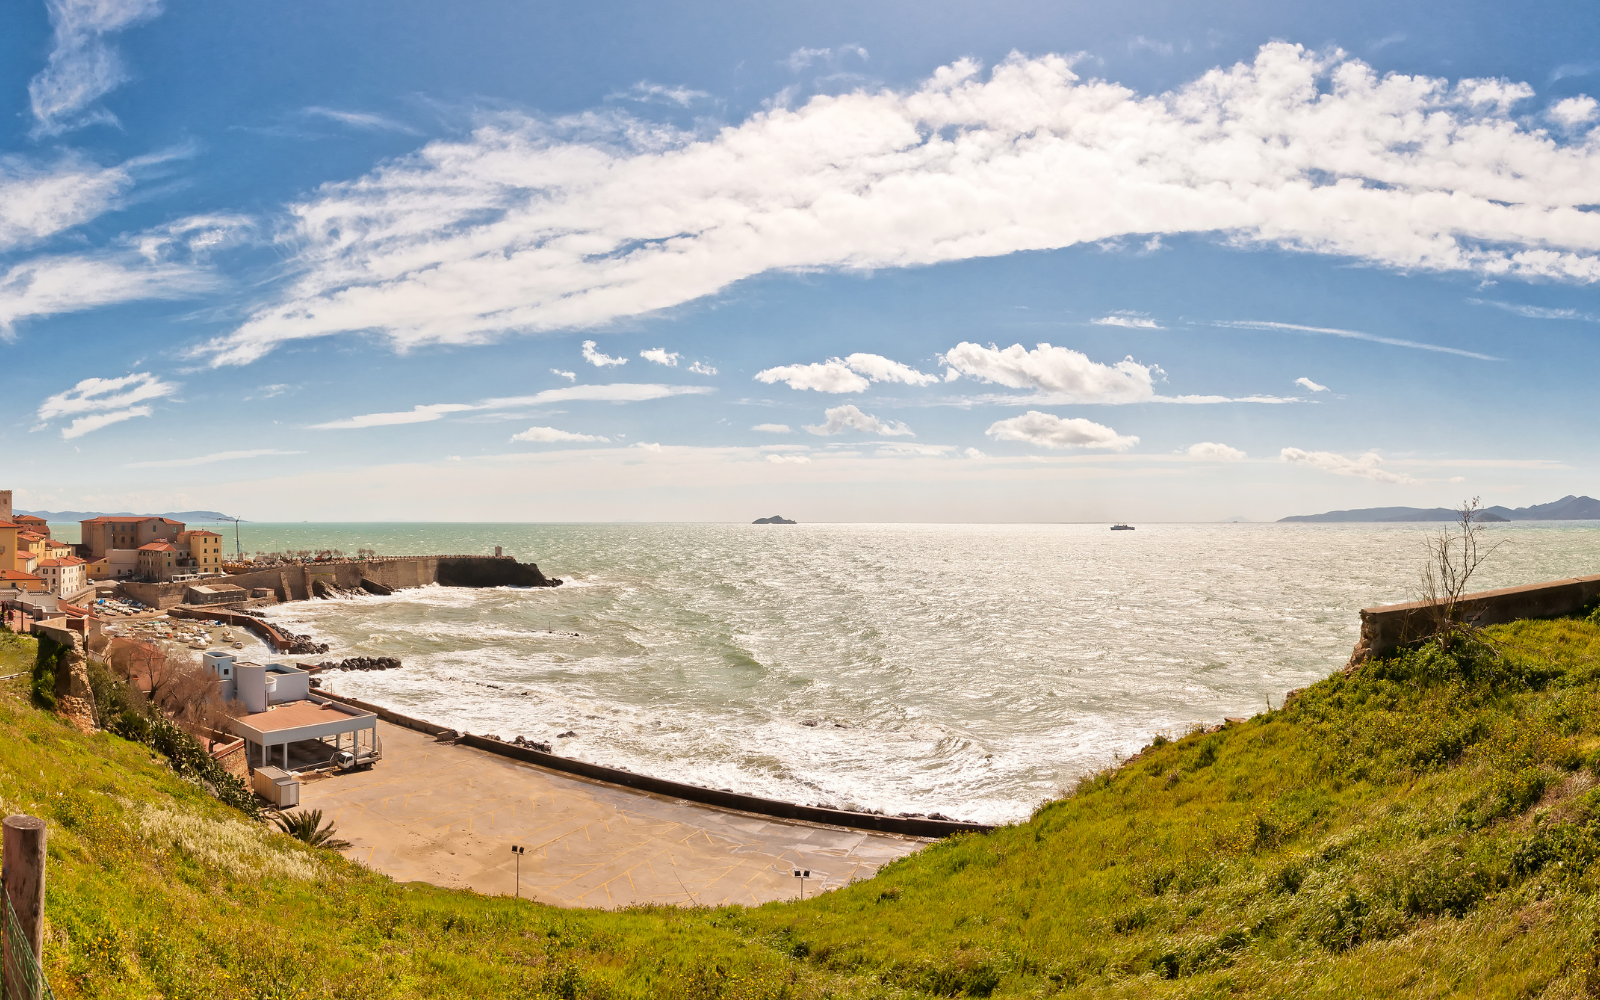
[6,617,1600,997]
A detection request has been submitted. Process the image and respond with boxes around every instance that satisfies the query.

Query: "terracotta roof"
[0,521,20,530]
[83,516,183,524]
[13,515,46,523]
[17,532,43,542]
[38,558,85,568]
[185,530,222,537]
[138,542,178,552]
[0,570,42,582]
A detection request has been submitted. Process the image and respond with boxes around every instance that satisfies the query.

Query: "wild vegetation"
[6,608,1600,998]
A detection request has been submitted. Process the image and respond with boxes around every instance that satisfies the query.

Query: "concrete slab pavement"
[299,720,930,908]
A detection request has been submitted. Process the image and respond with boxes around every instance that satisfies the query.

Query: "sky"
[2,0,1598,523]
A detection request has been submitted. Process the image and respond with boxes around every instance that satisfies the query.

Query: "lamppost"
[511,845,526,898]
[791,868,811,900]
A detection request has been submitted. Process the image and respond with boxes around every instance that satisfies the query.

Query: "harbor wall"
[1349,573,1600,666]
[118,555,557,609]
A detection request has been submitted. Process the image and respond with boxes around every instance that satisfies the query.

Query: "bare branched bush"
[1417,496,1505,653]
[108,637,233,735]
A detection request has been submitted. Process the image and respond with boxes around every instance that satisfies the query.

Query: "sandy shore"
[301,720,930,908]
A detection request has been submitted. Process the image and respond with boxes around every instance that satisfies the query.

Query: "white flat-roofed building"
[207,653,380,771]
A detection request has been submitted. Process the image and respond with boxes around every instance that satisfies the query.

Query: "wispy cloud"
[30,0,164,135]
[1185,441,1247,461]
[550,368,577,381]
[609,82,710,107]
[1468,298,1600,322]
[301,106,421,134]
[1092,312,1162,329]
[1280,447,1420,485]
[1216,320,1499,361]
[36,371,176,439]
[688,360,717,375]
[752,423,791,433]
[127,448,303,468]
[311,383,714,429]
[510,426,608,443]
[640,347,679,366]
[785,45,868,72]
[193,44,1600,366]
[1294,377,1329,392]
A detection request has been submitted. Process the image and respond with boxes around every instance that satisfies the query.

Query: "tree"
[273,809,351,850]
[1416,496,1504,652]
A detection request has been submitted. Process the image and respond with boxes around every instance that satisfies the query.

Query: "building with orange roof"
[0,568,46,593]
[36,556,88,597]
[136,541,181,581]
[12,514,49,538]
[81,515,183,559]
[177,529,225,575]
[0,520,22,573]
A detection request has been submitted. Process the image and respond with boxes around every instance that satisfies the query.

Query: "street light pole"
[791,867,811,900]
[510,845,526,898]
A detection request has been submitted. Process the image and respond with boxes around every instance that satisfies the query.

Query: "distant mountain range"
[1280,495,1600,523]
[16,509,238,522]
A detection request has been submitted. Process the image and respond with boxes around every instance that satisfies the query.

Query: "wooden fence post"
[3,814,46,1000]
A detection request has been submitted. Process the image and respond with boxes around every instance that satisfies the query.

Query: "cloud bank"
[1280,447,1420,484]
[194,43,1600,365]
[755,353,937,392]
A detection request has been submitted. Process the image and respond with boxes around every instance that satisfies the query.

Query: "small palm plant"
[272,808,352,850]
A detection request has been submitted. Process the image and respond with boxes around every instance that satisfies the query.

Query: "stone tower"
[0,490,11,523]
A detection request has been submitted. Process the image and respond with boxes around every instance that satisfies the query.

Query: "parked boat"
[1110,524,1135,531]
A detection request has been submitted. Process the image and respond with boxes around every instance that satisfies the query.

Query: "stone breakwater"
[121,555,562,610]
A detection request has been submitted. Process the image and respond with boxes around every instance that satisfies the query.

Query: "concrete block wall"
[1349,573,1600,666]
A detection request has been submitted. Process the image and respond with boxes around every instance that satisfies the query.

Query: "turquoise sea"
[58,520,1600,824]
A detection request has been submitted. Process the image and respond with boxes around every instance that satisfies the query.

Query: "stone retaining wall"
[1349,573,1600,666]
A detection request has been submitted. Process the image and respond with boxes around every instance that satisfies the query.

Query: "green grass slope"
[7,618,1600,998]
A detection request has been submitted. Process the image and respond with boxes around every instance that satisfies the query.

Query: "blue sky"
[2,0,1598,522]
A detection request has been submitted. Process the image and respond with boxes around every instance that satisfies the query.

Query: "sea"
[85,520,1600,826]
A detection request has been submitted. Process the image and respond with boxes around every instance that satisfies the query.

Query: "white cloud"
[62,406,150,439]
[633,441,663,452]
[127,448,303,468]
[941,342,1155,402]
[613,82,710,107]
[310,403,477,429]
[755,353,941,392]
[551,368,577,381]
[877,443,956,456]
[1469,298,1599,322]
[640,347,679,366]
[510,426,608,443]
[1092,312,1162,329]
[752,423,792,433]
[786,45,868,72]
[582,340,627,367]
[756,361,869,393]
[688,360,718,375]
[765,453,811,464]
[804,404,913,437]
[193,44,1600,366]
[1185,441,1247,461]
[1217,320,1498,361]
[0,251,213,337]
[1280,447,1420,484]
[37,371,176,421]
[0,153,134,250]
[985,411,1139,451]
[29,0,163,135]
[302,106,420,134]
[1294,377,1330,392]
[312,383,714,429]
[1549,96,1598,128]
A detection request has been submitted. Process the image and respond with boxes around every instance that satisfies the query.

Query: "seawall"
[1349,572,1600,665]
[315,690,993,840]
[119,555,559,610]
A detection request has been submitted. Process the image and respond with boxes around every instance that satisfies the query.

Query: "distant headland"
[19,508,238,522]
[752,515,797,524]
[1280,494,1600,523]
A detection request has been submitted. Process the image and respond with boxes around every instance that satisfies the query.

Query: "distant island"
[1280,494,1600,523]
[752,515,797,524]
[18,509,238,522]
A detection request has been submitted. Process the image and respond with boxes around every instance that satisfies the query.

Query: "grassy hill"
[5,616,1600,998]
